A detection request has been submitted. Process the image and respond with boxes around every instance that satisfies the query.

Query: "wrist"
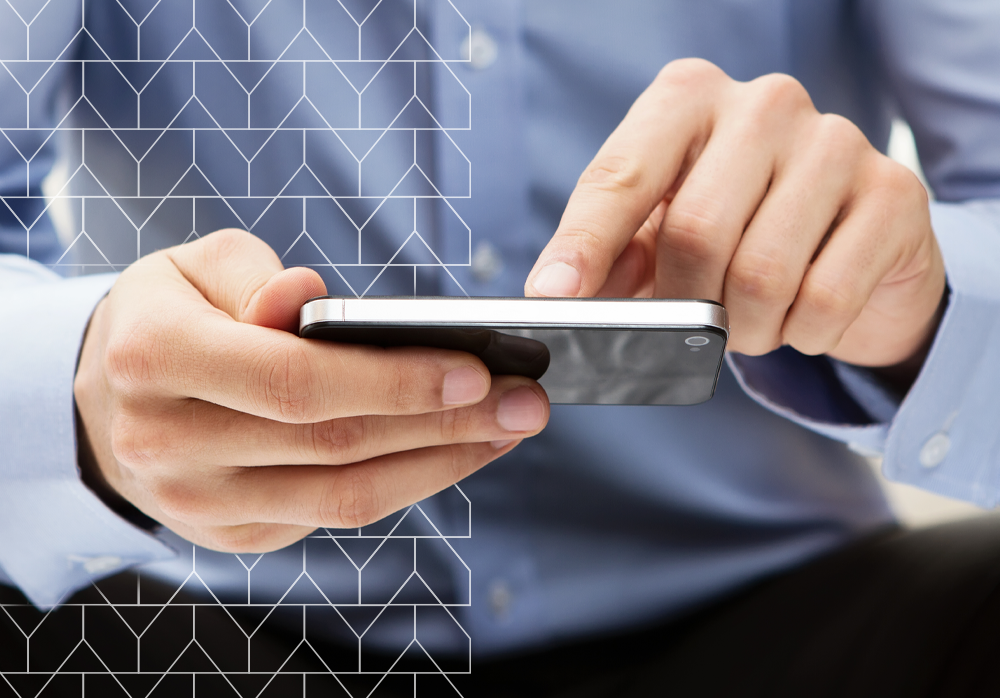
[74,296,160,531]
[75,404,159,530]
[870,283,950,396]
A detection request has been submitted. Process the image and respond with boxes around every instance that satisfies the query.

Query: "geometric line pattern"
[1,494,473,696]
[1,0,473,297]
[1,0,475,694]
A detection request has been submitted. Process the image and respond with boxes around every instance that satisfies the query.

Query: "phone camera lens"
[685,336,710,346]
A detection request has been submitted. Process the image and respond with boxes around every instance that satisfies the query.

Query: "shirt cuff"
[0,264,175,608]
[881,200,1000,507]
[729,200,1000,507]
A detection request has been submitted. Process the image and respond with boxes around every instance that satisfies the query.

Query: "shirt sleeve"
[731,0,1000,508]
[0,257,176,608]
[1,6,176,608]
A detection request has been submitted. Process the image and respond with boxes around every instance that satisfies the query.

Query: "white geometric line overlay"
[1,0,476,695]
[1,493,475,697]
[2,0,473,297]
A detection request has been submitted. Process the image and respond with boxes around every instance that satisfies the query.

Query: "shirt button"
[488,579,513,619]
[471,241,504,282]
[919,432,951,469]
[461,28,498,70]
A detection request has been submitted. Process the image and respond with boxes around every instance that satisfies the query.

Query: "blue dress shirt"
[2,0,1000,658]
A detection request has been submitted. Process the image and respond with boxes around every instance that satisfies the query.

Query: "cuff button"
[919,432,950,469]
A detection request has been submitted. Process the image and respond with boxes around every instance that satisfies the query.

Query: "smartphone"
[299,297,729,405]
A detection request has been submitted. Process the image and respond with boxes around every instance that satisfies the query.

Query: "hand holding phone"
[73,231,549,552]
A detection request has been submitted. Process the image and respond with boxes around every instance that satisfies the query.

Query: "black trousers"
[4,515,1000,697]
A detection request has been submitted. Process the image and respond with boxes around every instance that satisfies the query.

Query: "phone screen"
[301,324,726,405]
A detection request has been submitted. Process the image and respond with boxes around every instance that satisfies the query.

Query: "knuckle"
[799,276,857,321]
[578,154,645,194]
[873,157,926,205]
[104,322,159,390]
[254,345,314,422]
[446,443,481,483]
[201,228,256,259]
[437,404,471,444]
[749,73,811,112]
[660,207,725,263]
[812,114,870,166]
[323,470,383,529]
[726,251,797,306]
[445,442,494,486]
[816,113,865,148]
[308,417,369,464]
[149,479,203,522]
[109,415,166,469]
[655,58,725,90]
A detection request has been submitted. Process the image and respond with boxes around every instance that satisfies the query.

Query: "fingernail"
[497,386,546,432]
[532,262,581,297]
[442,366,488,405]
[491,439,516,450]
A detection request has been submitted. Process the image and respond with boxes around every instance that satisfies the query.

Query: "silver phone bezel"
[300,297,729,334]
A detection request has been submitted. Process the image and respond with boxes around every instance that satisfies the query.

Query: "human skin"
[526,59,947,387]
[76,59,945,552]
[73,230,550,553]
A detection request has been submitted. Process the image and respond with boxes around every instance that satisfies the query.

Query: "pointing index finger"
[525,59,721,298]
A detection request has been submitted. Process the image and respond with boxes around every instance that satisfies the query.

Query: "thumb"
[241,266,327,332]
[166,229,327,333]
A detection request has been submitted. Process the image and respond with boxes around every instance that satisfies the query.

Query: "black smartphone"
[299,297,729,405]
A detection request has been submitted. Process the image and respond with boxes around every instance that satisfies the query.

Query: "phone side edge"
[301,298,728,336]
